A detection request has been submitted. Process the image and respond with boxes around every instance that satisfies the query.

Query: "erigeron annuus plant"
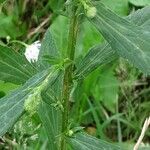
[0,0,150,149]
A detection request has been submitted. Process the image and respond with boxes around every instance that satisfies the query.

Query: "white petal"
[24,41,41,63]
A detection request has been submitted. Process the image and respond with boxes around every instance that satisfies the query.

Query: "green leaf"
[76,20,103,57]
[38,72,64,150]
[50,15,69,57]
[38,102,62,150]
[49,0,64,12]
[0,80,19,94]
[75,6,150,79]
[0,13,24,38]
[88,2,150,75]
[129,0,150,6]
[68,132,121,150]
[38,27,61,69]
[127,6,150,27]
[0,45,37,84]
[101,0,129,16]
[95,67,119,113]
[75,43,117,79]
[0,67,60,136]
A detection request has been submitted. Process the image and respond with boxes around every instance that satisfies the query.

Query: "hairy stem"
[60,5,78,150]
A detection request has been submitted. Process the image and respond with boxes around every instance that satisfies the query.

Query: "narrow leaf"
[68,132,121,150]
[38,102,62,150]
[38,73,64,150]
[75,43,117,79]
[76,6,150,79]
[127,6,150,27]
[0,67,60,136]
[0,45,37,84]
[88,2,150,75]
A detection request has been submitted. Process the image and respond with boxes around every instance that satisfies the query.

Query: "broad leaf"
[88,2,150,75]
[76,6,150,79]
[0,67,60,136]
[0,45,37,84]
[68,132,121,150]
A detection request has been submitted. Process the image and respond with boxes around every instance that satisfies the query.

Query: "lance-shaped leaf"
[68,132,121,150]
[39,102,62,150]
[127,6,150,27]
[38,73,64,150]
[88,2,150,75]
[0,67,60,136]
[75,43,117,79]
[75,6,150,79]
[0,45,37,84]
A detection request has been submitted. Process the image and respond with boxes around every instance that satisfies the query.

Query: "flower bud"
[86,7,97,18]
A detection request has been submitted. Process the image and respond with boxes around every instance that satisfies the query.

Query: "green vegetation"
[0,0,150,150]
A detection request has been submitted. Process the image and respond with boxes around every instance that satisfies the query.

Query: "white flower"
[24,41,41,63]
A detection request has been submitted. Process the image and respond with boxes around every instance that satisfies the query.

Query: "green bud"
[68,130,74,137]
[86,7,97,18]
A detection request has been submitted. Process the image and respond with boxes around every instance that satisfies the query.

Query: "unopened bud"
[86,7,97,18]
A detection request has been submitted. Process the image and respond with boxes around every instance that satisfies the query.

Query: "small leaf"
[0,67,60,136]
[0,45,37,84]
[88,2,150,75]
[68,132,121,150]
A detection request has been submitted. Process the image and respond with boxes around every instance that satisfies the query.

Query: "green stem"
[60,5,78,150]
